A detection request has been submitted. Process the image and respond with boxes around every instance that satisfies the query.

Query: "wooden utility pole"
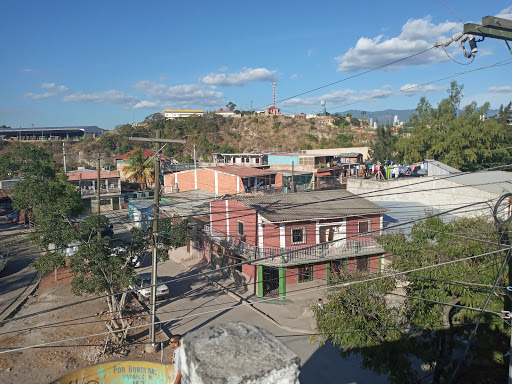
[97,154,101,216]
[129,132,185,353]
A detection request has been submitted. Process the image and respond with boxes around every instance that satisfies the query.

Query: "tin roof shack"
[163,165,283,195]
[66,169,121,212]
[204,190,387,298]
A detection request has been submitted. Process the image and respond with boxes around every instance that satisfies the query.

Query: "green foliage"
[0,143,56,179]
[394,82,511,170]
[369,126,396,162]
[316,216,509,382]
[122,148,154,190]
[225,102,236,111]
[272,121,281,131]
[351,117,361,127]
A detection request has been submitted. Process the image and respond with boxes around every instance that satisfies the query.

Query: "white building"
[163,109,204,120]
[393,115,399,126]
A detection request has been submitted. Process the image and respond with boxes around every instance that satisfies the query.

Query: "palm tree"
[122,149,154,190]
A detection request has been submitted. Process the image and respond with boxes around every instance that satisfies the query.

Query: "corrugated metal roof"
[235,190,386,223]
[426,160,460,175]
[205,165,277,177]
[66,170,120,181]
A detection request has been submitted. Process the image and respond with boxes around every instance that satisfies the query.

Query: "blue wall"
[267,154,299,166]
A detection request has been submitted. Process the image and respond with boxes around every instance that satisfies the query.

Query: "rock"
[181,322,300,384]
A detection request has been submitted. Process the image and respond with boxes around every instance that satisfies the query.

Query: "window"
[358,220,370,235]
[237,221,244,236]
[291,227,306,244]
[356,256,369,272]
[298,265,313,282]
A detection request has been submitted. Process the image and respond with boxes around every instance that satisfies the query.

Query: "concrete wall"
[303,146,371,161]
[347,177,499,223]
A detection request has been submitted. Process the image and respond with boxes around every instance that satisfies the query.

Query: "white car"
[130,273,169,301]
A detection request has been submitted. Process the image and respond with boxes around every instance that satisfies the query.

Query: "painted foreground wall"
[50,361,175,384]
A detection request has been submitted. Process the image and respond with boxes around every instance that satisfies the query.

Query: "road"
[137,255,388,384]
[0,220,39,320]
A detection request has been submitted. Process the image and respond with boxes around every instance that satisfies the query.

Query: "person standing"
[170,335,182,384]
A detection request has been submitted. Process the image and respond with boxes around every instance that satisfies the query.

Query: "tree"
[313,216,509,383]
[144,112,165,122]
[122,148,154,190]
[0,142,56,180]
[225,102,236,111]
[369,125,396,162]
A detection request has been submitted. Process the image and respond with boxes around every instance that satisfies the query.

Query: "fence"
[205,226,383,265]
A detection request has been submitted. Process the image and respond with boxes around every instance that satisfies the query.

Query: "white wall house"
[163,109,204,120]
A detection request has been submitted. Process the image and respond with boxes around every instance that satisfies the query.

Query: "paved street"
[136,249,388,384]
[0,220,39,320]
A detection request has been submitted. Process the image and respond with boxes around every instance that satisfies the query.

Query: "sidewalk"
[170,248,323,334]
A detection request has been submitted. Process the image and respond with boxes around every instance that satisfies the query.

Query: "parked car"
[110,246,141,268]
[8,211,19,224]
[129,273,169,301]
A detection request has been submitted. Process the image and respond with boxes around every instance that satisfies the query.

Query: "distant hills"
[342,108,499,124]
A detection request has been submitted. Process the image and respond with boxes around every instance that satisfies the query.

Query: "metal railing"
[204,226,383,265]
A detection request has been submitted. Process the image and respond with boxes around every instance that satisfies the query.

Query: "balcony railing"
[205,226,384,265]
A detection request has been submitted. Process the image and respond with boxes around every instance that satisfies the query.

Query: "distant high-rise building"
[393,115,399,126]
[373,122,378,129]
[369,118,373,126]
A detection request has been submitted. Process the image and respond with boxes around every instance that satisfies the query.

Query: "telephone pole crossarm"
[464,17,512,41]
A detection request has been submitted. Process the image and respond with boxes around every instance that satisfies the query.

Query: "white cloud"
[24,92,54,100]
[282,83,444,110]
[200,68,277,86]
[158,75,167,81]
[336,16,459,72]
[41,82,69,93]
[307,49,312,57]
[488,86,512,93]
[24,82,69,99]
[290,74,298,80]
[62,90,139,105]
[134,81,223,108]
[399,83,445,96]
[133,100,161,109]
[22,68,36,72]
[218,66,228,72]
[497,6,512,19]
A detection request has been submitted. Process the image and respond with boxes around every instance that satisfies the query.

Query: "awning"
[316,171,331,177]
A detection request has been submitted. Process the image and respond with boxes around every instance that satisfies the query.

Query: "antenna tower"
[272,81,277,107]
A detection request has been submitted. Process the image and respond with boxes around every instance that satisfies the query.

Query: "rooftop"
[235,190,386,223]
[196,165,277,177]
[66,170,120,181]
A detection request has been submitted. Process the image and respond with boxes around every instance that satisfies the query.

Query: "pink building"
[204,190,387,297]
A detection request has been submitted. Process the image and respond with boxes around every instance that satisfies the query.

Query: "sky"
[1,1,512,130]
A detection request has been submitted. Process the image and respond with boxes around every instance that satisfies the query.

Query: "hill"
[0,115,375,169]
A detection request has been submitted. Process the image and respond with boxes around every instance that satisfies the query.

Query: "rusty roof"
[66,170,120,181]
[203,165,277,178]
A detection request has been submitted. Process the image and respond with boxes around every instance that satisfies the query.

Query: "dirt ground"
[0,267,170,384]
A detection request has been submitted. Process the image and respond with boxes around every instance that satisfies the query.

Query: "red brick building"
[163,165,283,195]
[203,190,386,297]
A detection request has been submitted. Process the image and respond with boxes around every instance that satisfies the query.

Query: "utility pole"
[97,154,101,216]
[464,16,512,42]
[291,161,295,193]
[193,144,197,191]
[129,132,185,353]
[62,142,67,174]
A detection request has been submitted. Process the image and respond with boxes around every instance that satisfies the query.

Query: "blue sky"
[1,1,512,130]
